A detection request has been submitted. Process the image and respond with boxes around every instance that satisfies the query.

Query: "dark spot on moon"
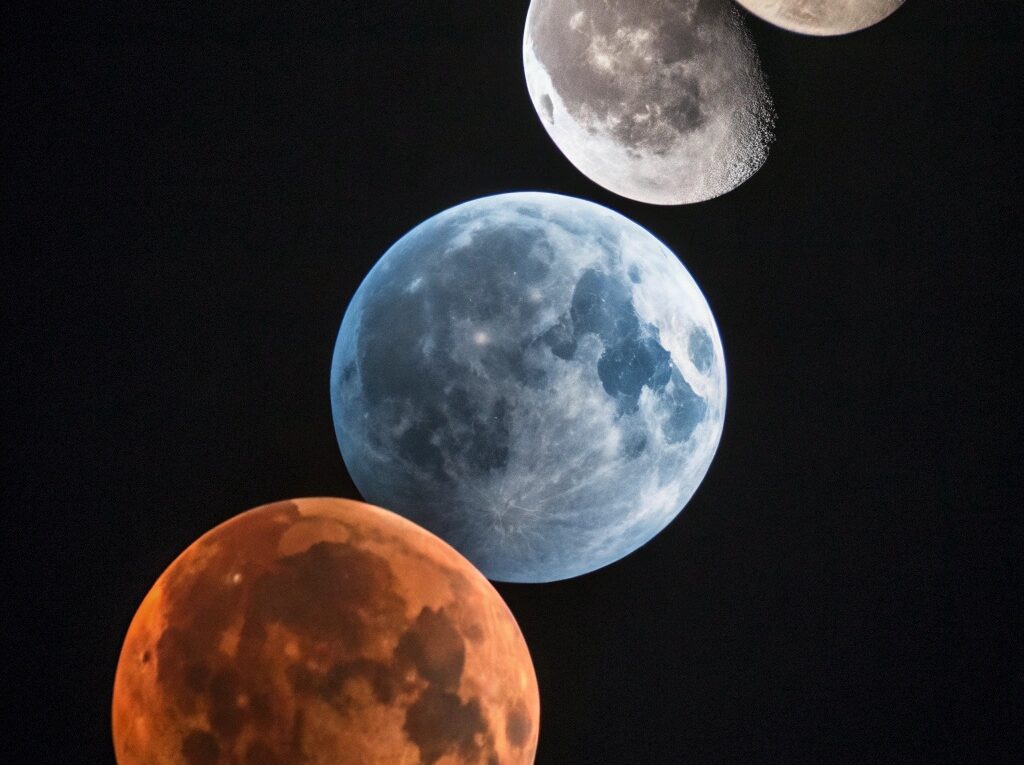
[290,709,306,756]
[597,336,673,410]
[663,370,707,443]
[341,360,357,383]
[245,740,283,765]
[570,269,638,343]
[688,326,714,374]
[248,693,274,728]
[184,661,209,692]
[506,700,532,748]
[208,668,245,739]
[554,268,706,440]
[623,429,647,459]
[249,541,404,648]
[628,264,641,283]
[464,622,485,643]
[396,607,466,691]
[181,729,219,765]
[155,627,207,714]
[404,687,488,764]
[539,93,554,123]
[540,313,577,360]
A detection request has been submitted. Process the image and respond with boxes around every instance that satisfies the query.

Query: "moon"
[523,0,775,205]
[735,0,905,36]
[331,192,726,583]
[112,498,539,765]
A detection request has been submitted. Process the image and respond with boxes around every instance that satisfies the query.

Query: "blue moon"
[331,192,726,582]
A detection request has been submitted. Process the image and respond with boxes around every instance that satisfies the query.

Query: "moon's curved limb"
[523,0,774,205]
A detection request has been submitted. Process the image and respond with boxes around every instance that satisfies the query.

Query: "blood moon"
[112,498,539,765]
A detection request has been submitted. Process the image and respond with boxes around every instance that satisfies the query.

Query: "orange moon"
[112,498,539,765]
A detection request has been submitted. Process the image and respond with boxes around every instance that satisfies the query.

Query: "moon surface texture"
[523,0,775,205]
[735,0,905,36]
[331,193,726,583]
[112,498,539,765]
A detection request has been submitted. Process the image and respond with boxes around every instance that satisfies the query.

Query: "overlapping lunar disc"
[112,498,540,765]
[735,0,905,36]
[331,192,726,583]
[523,0,775,205]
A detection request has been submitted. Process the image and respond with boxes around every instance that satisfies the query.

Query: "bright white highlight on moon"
[523,0,775,205]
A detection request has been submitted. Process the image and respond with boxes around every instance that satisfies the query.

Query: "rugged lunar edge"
[331,193,726,582]
[524,0,775,205]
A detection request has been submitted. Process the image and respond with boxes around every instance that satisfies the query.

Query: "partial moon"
[112,498,539,765]
[735,0,905,36]
[523,0,775,205]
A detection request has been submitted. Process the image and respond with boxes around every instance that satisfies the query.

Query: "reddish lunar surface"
[112,498,539,765]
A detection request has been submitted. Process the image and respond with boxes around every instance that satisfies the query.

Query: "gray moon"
[523,0,775,205]
[735,0,905,36]
[331,192,726,583]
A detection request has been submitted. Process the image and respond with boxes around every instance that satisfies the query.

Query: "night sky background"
[4,1,1022,762]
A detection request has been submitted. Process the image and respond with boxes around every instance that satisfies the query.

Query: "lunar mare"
[736,0,905,36]
[331,193,726,583]
[112,498,539,765]
[523,0,775,205]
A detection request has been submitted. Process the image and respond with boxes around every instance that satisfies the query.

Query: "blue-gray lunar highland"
[331,193,726,582]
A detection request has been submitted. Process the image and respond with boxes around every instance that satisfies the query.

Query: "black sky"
[3,1,1022,762]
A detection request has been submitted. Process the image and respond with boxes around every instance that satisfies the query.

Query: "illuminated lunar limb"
[523,0,775,205]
